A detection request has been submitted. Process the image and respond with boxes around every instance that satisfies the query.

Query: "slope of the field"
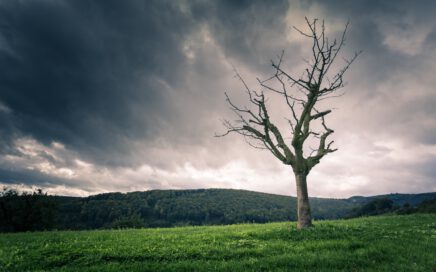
[0,214,434,271]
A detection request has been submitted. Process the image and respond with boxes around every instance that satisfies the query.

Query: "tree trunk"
[295,172,313,229]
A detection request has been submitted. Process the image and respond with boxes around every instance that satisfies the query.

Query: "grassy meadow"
[0,214,434,271]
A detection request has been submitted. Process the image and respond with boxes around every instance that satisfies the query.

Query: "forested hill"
[1,188,435,232]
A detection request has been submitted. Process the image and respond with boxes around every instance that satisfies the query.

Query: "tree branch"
[217,17,359,172]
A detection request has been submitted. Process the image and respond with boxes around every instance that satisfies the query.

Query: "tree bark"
[295,172,313,229]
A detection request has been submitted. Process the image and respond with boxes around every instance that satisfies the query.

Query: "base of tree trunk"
[297,219,313,229]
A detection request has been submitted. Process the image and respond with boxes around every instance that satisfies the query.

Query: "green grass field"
[0,214,434,271]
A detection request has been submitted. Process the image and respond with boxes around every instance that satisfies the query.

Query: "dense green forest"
[0,188,435,232]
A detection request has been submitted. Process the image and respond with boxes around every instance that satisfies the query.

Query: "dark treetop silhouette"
[218,18,360,229]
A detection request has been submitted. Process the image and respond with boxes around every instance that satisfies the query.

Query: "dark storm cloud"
[191,0,291,69]
[0,167,74,189]
[0,0,197,167]
[317,0,436,76]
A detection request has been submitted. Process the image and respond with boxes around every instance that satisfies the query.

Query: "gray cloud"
[0,0,198,166]
[0,0,435,196]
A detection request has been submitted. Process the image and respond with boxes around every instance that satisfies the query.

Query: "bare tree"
[217,18,360,229]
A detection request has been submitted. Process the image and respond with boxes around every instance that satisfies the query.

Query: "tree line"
[1,188,434,232]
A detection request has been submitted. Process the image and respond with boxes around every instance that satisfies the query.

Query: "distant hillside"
[347,192,436,206]
[347,194,436,218]
[1,188,435,232]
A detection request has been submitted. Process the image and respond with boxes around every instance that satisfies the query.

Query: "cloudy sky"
[0,0,435,198]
